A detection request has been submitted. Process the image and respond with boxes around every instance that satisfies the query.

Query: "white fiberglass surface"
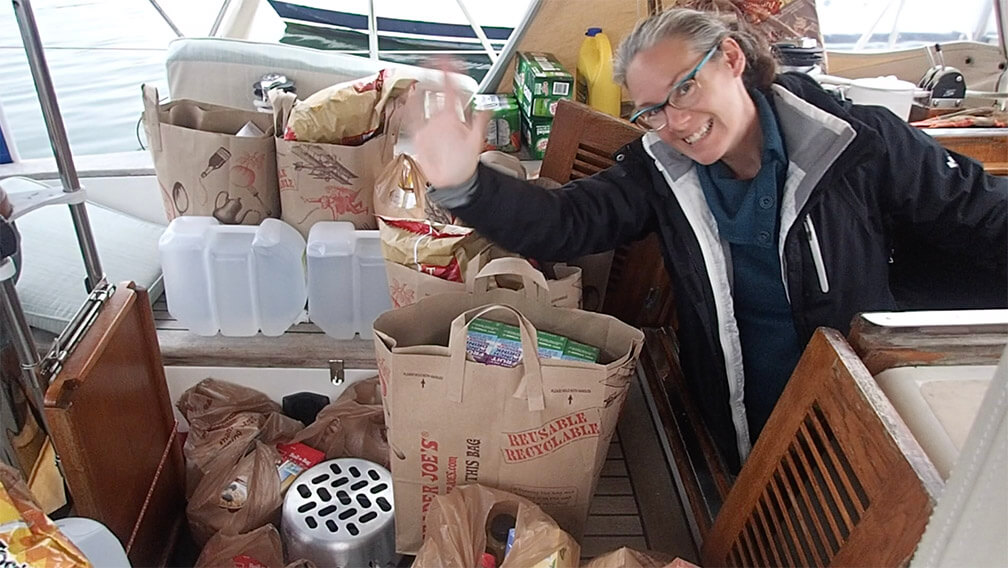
[163,365,377,431]
[874,365,996,478]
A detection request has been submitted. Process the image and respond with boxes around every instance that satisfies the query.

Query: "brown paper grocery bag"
[386,255,582,309]
[273,91,403,237]
[372,289,643,553]
[142,84,279,224]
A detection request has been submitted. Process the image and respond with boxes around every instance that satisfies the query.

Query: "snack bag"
[378,217,490,282]
[0,464,90,567]
[284,70,415,145]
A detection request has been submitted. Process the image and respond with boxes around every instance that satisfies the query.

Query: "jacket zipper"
[803,216,830,294]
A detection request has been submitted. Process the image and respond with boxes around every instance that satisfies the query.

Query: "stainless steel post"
[12,0,104,291]
[0,258,54,452]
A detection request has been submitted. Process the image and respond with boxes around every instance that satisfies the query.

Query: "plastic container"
[845,76,917,120]
[307,222,357,339]
[355,230,391,339]
[159,216,307,336]
[253,219,308,336]
[576,27,621,117]
[206,226,258,336]
[306,222,392,340]
[158,216,220,336]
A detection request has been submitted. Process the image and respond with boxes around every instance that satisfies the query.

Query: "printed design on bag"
[278,167,295,192]
[464,438,482,483]
[403,371,441,389]
[201,147,232,179]
[502,410,601,463]
[291,145,358,184]
[418,432,440,539]
[232,554,269,568]
[377,356,390,397]
[231,152,273,217]
[160,181,190,219]
[509,484,579,507]
[297,185,368,224]
[389,278,416,308]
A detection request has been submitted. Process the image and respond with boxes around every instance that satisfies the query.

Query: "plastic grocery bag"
[178,378,297,494]
[413,484,579,568]
[288,377,389,468]
[195,524,285,568]
[582,547,693,568]
[186,441,283,545]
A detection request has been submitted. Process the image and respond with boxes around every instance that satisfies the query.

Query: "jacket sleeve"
[859,106,1008,272]
[435,158,657,262]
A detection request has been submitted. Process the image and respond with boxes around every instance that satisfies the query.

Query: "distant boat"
[266,0,521,50]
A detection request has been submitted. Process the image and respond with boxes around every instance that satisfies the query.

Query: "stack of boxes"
[466,317,600,368]
[513,51,574,159]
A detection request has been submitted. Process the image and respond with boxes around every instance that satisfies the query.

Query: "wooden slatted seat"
[701,328,945,567]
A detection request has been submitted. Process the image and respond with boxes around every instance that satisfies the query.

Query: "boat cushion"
[14,201,164,335]
[166,37,479,110]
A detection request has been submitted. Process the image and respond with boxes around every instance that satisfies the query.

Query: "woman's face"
[624,35,753,165]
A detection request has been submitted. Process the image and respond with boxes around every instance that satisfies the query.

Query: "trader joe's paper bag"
[373,290,643,553]
[142,84,279,225]
[272,76,411,237]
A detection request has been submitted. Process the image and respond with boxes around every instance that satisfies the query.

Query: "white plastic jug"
[253,219,308,336]
[206,226,258,336]
[159,217,307,336]
[355,230,391,339]
[158,216,220,336]
[307,222,357,339]
[306,223,392,339]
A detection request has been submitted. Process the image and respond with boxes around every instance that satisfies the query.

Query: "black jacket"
[440,73,1008,471]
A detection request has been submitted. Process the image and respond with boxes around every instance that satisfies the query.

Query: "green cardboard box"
[520,112,553,160]
[471,94,521,153]
[514,51,573,118]
[498,323,569,360]
[561,339,601,363]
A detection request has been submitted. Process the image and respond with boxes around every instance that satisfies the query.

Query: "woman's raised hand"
[407,68,489,188]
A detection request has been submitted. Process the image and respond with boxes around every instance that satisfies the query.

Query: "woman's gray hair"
[613,8,776,90]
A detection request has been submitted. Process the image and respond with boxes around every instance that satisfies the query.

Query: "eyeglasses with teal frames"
[629,42,721,130]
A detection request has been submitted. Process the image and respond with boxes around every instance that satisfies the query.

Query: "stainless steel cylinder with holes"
[281,458,397,567]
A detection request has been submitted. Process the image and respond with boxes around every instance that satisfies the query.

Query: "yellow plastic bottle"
[576,27,621,117]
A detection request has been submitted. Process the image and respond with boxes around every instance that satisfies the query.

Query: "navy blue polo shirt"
[696,89,803,441]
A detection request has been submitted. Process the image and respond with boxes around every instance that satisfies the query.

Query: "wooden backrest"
[702,328,944,567]
[539,99,674,327]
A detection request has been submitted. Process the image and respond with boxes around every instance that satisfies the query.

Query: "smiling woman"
[411,6,1008,473]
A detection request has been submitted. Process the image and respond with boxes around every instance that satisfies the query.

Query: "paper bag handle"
[446,304,545,412]
[468,257,550,303]
[141,83,162,152]
[269,89,298,136]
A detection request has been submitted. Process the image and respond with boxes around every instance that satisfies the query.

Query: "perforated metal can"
[281,458,397,567]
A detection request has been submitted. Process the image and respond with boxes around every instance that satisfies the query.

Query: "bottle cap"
[586,27,602,36]
[480,552,497,568]
[489,513,517,541]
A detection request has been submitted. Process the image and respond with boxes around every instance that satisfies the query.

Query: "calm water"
[0,0,496,161]
[0,0,233,160]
